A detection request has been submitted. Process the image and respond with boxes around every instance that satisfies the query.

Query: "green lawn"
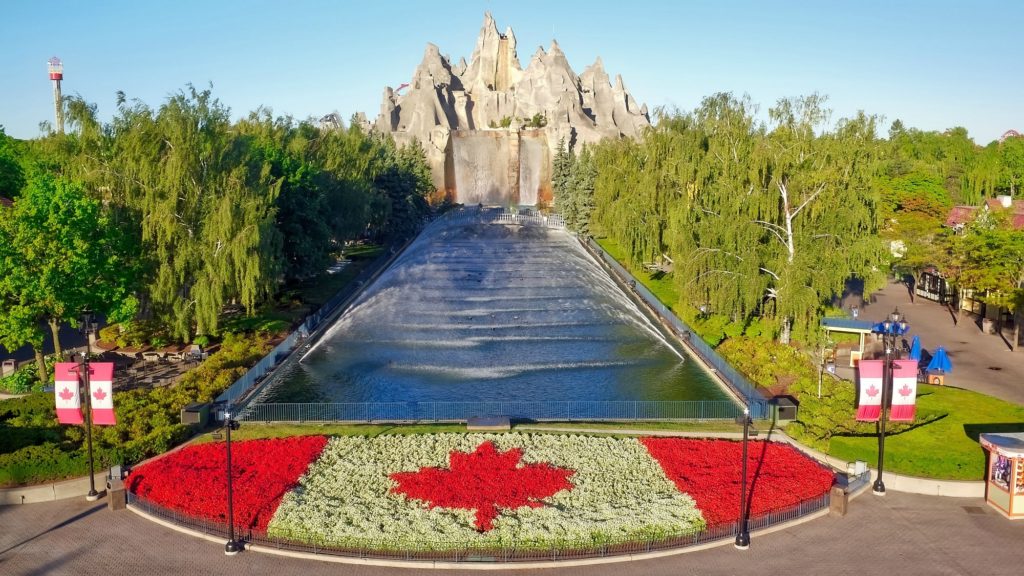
[595,238,681,314]
[823,384,1024,480]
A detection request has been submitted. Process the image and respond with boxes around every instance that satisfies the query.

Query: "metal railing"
[217,248,398,406]
[238,400,747,423]
[127,489,829,562]
[583,237,771,419]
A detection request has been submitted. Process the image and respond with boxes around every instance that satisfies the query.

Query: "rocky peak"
[370,13,651,195]
[412,43,454,89]
[461,12,523,94]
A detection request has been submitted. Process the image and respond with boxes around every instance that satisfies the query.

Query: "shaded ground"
[2,490,1023,576]
[841,280,1024,406]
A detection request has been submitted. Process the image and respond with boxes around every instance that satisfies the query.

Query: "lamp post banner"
[54,362,84,424]
[889,360,919,422]
[88,362,117,425]
[856,360,883,421]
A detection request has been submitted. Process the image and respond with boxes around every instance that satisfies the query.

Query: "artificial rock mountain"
[371,12,650,206]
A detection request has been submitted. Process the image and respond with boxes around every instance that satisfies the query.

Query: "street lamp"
[734,406,752,550]
[870,308,909,496]
[67,312,101,501]
[222,405,243,555]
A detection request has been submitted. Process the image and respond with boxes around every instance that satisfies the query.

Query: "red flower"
[390,441,575,531]
[642,438,834,526]
[127,435,328,531]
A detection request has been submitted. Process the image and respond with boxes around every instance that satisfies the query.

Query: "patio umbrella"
[926,346,952,373]
[909,335,922,361]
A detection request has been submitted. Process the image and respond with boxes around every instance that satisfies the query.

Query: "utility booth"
[980,432,1024,519]
[180,402,210,427]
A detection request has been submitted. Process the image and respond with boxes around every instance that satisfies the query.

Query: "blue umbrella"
[909,335,922,361]
[926,346,952,373]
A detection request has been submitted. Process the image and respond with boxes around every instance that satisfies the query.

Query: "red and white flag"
[88,362,116,425]
[54,363,84,424]
[856,360,884,421]
[889,360,919,422]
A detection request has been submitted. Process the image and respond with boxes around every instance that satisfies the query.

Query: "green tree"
[0,127,25,199]
[0,174,138,382]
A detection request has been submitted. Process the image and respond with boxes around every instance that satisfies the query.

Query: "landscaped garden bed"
[126,432,834,556]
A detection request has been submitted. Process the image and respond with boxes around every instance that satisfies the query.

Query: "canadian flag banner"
[856,360,884,422]
[88,362,116,425]
[889,360,919,422]
[54,363,84,424]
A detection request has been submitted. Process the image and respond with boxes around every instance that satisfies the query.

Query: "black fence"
[127,490,830,563]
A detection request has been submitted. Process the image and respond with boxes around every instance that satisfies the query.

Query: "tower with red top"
[47,56,64,134]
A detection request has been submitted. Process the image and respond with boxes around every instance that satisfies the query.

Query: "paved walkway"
[845,280,1024,406]
[2,490,1023,575]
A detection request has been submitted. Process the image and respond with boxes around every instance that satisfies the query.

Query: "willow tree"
[104,87,283,340]
[667,94,768,325]
[753,99,887,342]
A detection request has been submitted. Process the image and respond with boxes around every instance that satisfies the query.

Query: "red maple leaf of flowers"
[59,387,75,401]
[389,441,575,531]
[898,384,913,397]
[866,384,879,398]
[93,387,107,401]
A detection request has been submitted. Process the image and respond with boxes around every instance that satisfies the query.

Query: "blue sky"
[1,0,1020,143]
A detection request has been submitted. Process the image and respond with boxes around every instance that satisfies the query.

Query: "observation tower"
[47,56,64,134]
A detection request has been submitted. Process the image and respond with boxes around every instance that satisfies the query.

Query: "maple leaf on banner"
[898,384,913,397]
[389,441,575,531]
[59,387,74,401]
[866,385,879,398]
[93,388,107,401]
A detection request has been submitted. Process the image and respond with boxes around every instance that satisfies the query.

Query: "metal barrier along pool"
[583,238,771,419]
[238,400,762,423]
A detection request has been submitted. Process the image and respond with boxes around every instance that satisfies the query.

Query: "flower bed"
[126,436,328,531]
[641,438,836,526]
[126,433,834,554]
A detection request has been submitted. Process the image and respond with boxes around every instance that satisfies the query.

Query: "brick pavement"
[2,490,1024,576]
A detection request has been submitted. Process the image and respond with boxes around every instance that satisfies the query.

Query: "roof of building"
[945,205,977,227]
[945,199,1024,229]
[820,317,876,333]
[0,196,13,208]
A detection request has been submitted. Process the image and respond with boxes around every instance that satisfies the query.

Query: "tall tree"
[0,174,138,382]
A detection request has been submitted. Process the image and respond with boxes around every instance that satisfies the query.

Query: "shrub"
[0,363,45,394]
[0,332,273,487]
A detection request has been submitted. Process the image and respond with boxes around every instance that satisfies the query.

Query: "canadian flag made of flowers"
[127,433,833,550]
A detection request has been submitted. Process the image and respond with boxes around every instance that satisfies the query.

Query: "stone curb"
[128,501,828,570]
[0,472,108,505]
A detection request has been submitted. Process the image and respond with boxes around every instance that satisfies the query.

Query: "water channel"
[261,214,728,404]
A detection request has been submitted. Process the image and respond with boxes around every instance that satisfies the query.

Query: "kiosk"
[980,432,1024,519]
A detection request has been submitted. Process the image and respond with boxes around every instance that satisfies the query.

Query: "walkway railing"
[127,490,829,563]
[238,400,746,423]
[583,237,771,419]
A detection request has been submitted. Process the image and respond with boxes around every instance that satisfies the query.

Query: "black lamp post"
[67,312,100,501]
[870,308,909,496]
[734,406,752,550]
[223,405,243,555]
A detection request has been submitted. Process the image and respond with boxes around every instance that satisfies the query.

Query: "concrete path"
[847,280,1024,406]
[2,491,1023,576]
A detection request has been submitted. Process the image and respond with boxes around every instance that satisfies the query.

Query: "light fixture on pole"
[68,312,101,501]
[734,406,752,550]
[870,308,908,496]
[223,405,243,555]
